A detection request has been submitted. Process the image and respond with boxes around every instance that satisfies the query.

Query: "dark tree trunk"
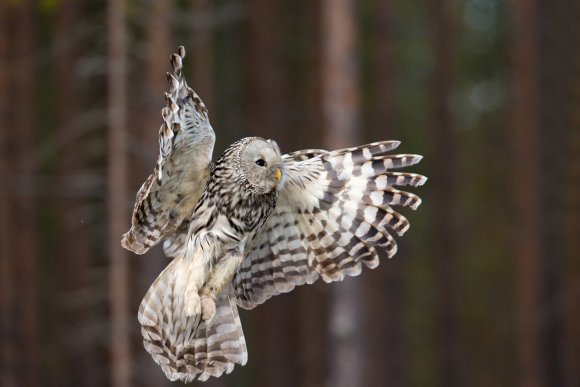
[509,1,545,386]
[55,1,97,385]
[296,2,327,387]
[367,1,405,386]
[429,0,458,386]
[560,44,580,385]
[134,3,172,386]
[560,109,580,387]
[243,0,293,148]
[241,2,298,386]
[0,5,16,387]
[370,0,398,137]
[534,3,580,386]
[144,0,171,156]
[191,0,214,111]
[108,0,131,386]
[4,2,41,386]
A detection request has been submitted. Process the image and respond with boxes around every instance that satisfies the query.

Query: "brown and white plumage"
[136,136,283,382]
[139,280,247,382]
[233,141,426,309]
[123,47,427,383]
[122,47,215,255]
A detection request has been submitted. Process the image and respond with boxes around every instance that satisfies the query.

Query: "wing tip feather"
[410,197,423,210]
[415,175,428,186]
[121,231,148,255]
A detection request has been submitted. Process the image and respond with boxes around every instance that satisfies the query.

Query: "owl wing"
[122,47,215,255]
[232,141,427,309]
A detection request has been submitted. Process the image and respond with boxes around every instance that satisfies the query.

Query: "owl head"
[238,137,284,194]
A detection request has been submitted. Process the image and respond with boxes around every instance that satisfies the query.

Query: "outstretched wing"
[232,141,427,309]
[122,47,215,254]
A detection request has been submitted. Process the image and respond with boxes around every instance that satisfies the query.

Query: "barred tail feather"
[138,257,247,382]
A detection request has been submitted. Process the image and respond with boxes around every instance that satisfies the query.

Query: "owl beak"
[272,167,283,191]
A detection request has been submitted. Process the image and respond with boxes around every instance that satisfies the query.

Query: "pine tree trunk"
[55,2,97,385]
[191,0,214,110]
[509,1,545,386]
[561,106,580,387]
[321,1,367,386]
[242,2,298,386]
[429,0,458,386]
[144,0,171,151]
[554,24,580,387]
[108,0,131,386]
[0,5,16,387]
[368,1,405,385]
[133,3,173,386]
[296,2,328,386]
[7,2,41,385]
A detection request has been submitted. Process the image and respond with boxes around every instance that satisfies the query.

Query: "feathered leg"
[200,247,244,323]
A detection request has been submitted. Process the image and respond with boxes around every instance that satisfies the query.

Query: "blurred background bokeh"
[1,0,579,386]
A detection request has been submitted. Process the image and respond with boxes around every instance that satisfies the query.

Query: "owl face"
[239,138,284,194]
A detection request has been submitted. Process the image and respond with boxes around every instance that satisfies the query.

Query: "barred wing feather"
[233,141,427,309]
[122,47,215,254]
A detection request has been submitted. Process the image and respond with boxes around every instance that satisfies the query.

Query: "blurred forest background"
[1,0,579,386]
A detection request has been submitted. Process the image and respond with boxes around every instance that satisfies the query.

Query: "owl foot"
[201,295,215,324]
[185,291,202,317]
[200,295,216,323]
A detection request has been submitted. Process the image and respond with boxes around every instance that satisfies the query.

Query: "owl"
[122,47,427,382]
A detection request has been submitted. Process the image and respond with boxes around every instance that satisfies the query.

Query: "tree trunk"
[55,2,97,385]
[561,104,580,387]
[429,0,458,386]
[0,5,16,387]
[296,2,327,386]
[133,4,173,385]
[243,0,293,149]
[144,0,171,155]
[370,0,398,137]
[560,25,580,382]
[191,0,214,111]
[321,1,367,386]
[108,0,131,386]
[509,1,545,386]
[368,1,405,386]
[533,3,580,386]
[4,2,41,386]
[242,2,298,386]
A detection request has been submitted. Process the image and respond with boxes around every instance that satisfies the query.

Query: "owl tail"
[138,257,248,382]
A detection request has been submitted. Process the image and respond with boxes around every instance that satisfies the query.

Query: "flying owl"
[122,46,427,382]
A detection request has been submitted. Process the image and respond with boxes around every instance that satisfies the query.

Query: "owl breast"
[217,189,278,236]
[237,190,278,231]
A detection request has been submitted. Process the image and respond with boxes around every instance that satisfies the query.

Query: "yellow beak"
[274,168,282,182]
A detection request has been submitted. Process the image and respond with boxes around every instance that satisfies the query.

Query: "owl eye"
[255,159,266,167]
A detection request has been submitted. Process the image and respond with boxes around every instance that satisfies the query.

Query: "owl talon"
[185,292,201,317]
[200,295,216,323]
